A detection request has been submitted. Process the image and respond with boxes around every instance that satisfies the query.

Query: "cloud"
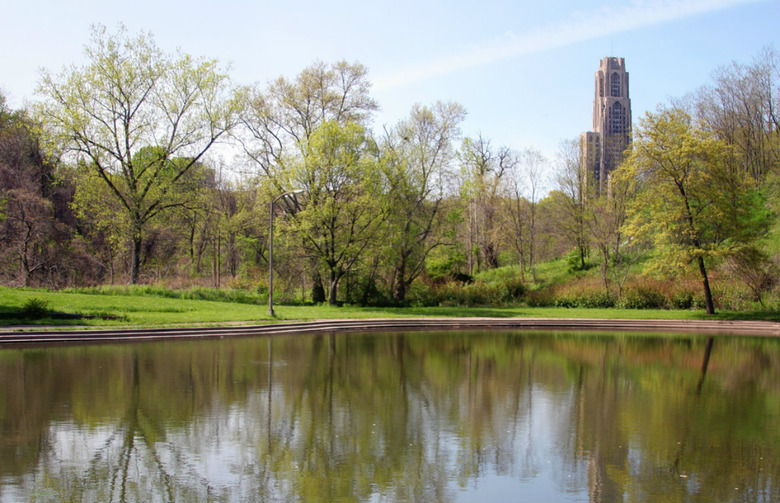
[373,0,761,90]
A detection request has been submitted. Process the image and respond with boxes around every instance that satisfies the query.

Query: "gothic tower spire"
[580,57,632,194]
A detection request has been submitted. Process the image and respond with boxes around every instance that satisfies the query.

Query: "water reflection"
[0,331,778,502]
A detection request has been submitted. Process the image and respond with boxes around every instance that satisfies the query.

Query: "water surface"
[0,330,778,502]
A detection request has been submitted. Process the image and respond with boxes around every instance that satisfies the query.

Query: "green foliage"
[615,285,666,310]
[64,285,266,305]
[565,248,589,272]
[525,274,720,311]
[425,247,469,282]
[619,107,773,314]
[21,298,50,319]
[406,281,439,307]
[36,24,238,284]
[545,280,616,309]
[405,275,525,308]
[287,120,386,305]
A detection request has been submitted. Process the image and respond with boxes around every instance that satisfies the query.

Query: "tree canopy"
[618,107,773,314]
[36,24,239,283]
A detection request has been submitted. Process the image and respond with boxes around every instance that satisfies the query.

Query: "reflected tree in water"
[0,333,778,502]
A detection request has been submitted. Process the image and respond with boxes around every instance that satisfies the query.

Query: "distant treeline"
[1,26,778,312]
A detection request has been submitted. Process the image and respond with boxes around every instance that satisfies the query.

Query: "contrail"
[373,0,762,90]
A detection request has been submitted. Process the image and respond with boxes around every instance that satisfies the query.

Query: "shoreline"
[1,317,779,346]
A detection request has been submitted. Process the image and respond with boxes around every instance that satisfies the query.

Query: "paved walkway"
[1,317,779,345]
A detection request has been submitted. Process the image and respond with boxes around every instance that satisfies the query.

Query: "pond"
[0,330,778,502]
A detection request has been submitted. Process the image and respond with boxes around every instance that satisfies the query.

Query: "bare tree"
[459,134,508,272]
[382,101,466,301]
[695,47,780,184]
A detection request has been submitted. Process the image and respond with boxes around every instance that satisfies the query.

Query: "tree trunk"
[328,268,339,306]
[696,337,715,394]
[697,255,716,315]
[131,226,142,285]
[393,256,408,303]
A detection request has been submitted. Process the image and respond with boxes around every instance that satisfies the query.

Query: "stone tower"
[580,57,632,194]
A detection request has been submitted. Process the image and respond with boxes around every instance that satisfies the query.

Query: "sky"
[1,0,778,179]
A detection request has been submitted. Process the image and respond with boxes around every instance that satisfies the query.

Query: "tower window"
[609,102,625,135]
[610,73,621,97]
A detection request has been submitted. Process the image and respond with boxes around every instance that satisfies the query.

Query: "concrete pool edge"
[1,317,779,345]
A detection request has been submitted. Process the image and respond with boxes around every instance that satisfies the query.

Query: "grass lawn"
[2,286,779,329]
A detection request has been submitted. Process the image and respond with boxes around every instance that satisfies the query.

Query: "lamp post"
[269,189,304,316]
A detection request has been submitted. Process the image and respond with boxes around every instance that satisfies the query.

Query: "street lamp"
[269,189,304,316]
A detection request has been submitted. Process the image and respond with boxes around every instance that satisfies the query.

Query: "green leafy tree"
[36,24,238,284]
[239,60,377,301]
[71,165,130,283]
[286,121,386,305]
[619,107,772,314]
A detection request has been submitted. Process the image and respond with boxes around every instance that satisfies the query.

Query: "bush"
[566,248,588,272]
[530,278,615,308]
[502,277,526,301]
[616,286,666,309]
[525,288,556,307]
[21,298,50,319]
[406,275,526,307]
[406,281,439,307]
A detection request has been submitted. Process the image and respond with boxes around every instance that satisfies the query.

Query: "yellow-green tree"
[239,60,378,301]
[36,24,238,284]
[619,107,772,314]
[286,121,386,305]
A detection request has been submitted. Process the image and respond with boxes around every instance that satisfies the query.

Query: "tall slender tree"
[381,101,466,302]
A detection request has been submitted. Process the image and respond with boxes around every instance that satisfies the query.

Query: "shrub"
[502,277,526,301]
[407,275,526,307]
[616,287,665,309]
[534,278,615,308]
[525,288,556,307]
[406,281,439,307]
[566,248,588,272]
[21,298,50,319]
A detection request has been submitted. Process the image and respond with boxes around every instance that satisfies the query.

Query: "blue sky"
[2,0,778,172]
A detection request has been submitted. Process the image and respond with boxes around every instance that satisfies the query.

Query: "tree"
[286,121,386,305]
[695,47,780,184]
[0,92,81,287]
[459,135,508,272]
[239,60,378,301]
[498,149,527,279]
[36,24,238,284]
[619,107,772,314]
[381,101,466,302]
[518,147,546,281]
[71,165,129,283]
[551,139,589,272]
[239,61,377,173]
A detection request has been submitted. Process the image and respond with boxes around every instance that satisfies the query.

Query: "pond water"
[0,330,778,502]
